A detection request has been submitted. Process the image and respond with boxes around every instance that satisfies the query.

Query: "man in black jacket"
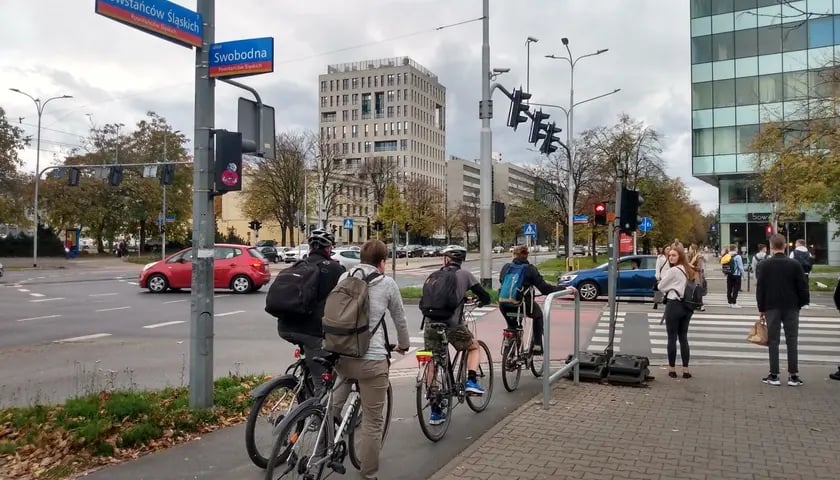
[276,229,345,386]
[499,245,561,354]
[755,233,809,387]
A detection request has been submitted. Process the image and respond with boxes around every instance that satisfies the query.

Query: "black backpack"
[677,268,704,311]
[419,265,462,321]
[265,259,328,319]
[793,250,813,274]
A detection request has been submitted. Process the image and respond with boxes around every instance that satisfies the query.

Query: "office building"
[690,0,840,263]
[445,153,537,208]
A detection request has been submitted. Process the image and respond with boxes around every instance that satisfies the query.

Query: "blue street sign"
[573,215,589,224]
[209,37,274,79]
[639,216,654,232]
[94,0,203,48]
[343,218,354,230]
[523,223,537,238]
[711,224,717,232]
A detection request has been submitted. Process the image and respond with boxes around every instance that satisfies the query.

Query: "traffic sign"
[523,223,537,238]
[710,224,717,232]
[343,218,354,230]
[94,0,202,48]
[573,215,589,224]
[209,37,274,79]
[639,216,654,232]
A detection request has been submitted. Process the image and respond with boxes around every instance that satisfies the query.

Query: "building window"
[352,125,358,138]
[713,78,735,108]
[364,124,369,137]
[783,71,808,101]
[400,139,408,150]
[808,17,834,49]
[342,94,348,106]
[782,23,808,52]
[758,73,783,103]
[691,35,712,64]
[351,77,359,89]
[352,94,359,105]
[361,93,371,118]
[374,124,379,136]
[734,28,758,59]
[342,110,349,121]
[320,81,327,92]
[364,141,371,153]
[737,124,759,153]
[757,25,782,56]
[693,128,714,156]
[387,90,395,102]
[374,92,385,117]
[342,143,349,154]
[374,140,398,152]
[321,112,336,122]
[387,106,394,118]
[342,79,349,90]
[711,0,734,15]
[352,110,359,121]
[735,76,759,106]
[711,31,734,61]
[714,126,737,155]
[387,74,395,86]
[320,96,327,107]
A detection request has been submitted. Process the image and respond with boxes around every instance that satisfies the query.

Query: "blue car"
[557,255,659,301]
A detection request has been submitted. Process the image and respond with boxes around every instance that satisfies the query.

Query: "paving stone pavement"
[431,365,840,480]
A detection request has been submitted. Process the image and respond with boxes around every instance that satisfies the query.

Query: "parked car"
[572,245,587,256]
[331,248,361,270]
[257,245,282,263]
[255,239,276,248]
[404,245,425,258]
[492,245,505,254]
[139,243,271,294]
[422,245,441,257]
[283,245,310,263]
[557,255,657,301]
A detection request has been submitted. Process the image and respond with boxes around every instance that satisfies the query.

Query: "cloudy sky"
[0,0,717,212]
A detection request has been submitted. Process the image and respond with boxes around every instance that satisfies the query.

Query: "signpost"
[343,218,354,230]
[523,223,537,248]
[209,37,274,79]
[639,216,654,233]
[573,215,589,224]
[94,0,202,48]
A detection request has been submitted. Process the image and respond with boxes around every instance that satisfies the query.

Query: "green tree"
[377,183,406,242]
[403,177,444,240]
[636,177,707,249]
[0,106,30,226]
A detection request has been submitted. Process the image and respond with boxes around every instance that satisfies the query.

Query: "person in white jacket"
[656,243,699,379]
[653,245,671,310]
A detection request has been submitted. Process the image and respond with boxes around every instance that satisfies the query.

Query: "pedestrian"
[656,243,698,379]
[756,234,809,386]
[723,244,745,308]
[789,239,815,309]
[831,279,840,381]
[653,245,671,310]
[688,244,706,311]
[329,239,411,480]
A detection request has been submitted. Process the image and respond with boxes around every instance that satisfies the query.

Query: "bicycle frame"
[297,376,361,473]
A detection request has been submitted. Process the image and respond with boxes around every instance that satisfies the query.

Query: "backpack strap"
[370,312,390,359]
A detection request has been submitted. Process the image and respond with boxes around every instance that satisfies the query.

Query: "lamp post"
[161,129,181,259]
[9,89,73,267]
[545,39,608,270]
[525,36,539,99]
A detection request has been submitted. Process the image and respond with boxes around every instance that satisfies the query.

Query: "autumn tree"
[0,106,30,226]
[310,131,343,228]
[458,199,479,247]
[584,113,665,192]
[403,177,444,240]
[359,156,398,214]
[377,183,406,242]
[636,177,707,249]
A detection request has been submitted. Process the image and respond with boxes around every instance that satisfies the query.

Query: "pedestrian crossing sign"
[343,218,353,230]
[523,223,537,237]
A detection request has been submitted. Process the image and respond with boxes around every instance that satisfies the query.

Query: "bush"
[0,226,65,257]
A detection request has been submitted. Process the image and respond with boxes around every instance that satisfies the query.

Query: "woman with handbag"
[657,243,699,379]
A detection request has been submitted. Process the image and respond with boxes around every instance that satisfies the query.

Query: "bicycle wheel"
[466,340,494,412]
[501,338,522,392]
[264,401,327,480]
[246,376,304,469]
[415,359,453,442]
[348,382,393,470]
[529,333,545,378]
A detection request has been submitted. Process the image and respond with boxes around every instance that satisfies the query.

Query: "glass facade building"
[690,0,840,264]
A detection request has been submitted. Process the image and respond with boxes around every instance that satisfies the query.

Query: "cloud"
[0,0,717,212]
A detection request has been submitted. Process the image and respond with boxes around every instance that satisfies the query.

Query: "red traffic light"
[765,225,773,235]
[594,203,606,214]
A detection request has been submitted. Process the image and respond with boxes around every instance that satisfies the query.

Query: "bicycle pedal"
[328,461,347,474]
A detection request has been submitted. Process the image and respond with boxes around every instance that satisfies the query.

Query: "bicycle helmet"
[308,228,335,249]
[441,245,467,263]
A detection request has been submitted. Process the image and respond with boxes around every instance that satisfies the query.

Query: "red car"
[139,244,271,294]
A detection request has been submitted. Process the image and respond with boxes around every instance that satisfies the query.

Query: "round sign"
[220,169,239,187]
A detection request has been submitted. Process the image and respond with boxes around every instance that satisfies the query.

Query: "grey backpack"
[322,269,386,358]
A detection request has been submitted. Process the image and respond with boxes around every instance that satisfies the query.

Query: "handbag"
[746,317,768,346]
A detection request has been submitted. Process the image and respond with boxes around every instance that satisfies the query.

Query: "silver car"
[331,248,361,270]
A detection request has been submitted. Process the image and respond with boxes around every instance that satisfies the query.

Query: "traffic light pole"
[605,168,624,360]
[478,0,492,289]
[190,0,216,409]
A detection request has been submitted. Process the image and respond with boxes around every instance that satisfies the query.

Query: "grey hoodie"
[339,264,410,361]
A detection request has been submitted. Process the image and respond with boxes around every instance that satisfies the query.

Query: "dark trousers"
[726,274,741,304]
[664,300,693,367]
[500,299,544,345]
[279,331,329,394]
[765,309,800,375]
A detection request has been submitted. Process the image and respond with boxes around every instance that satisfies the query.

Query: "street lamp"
[9,88,73,267]
[525,36,539,102]
[161,129,181,259]
[545,39,609,270]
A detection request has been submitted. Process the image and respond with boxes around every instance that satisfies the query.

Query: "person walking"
[724,244,745,308]
[756,234,809,387]
[831,279,840,381]
[688,244,707,311]
[656,243,698,379]
[789,239,815,309]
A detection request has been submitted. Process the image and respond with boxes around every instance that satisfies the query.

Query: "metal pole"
[606,169,623,360]
[573,292,580,384]
[33,107,42,268]
[190,0,215,409]
[478,0,493,288]
[391,220,397,278]
[567,63,575,272]
[162,139,167,259]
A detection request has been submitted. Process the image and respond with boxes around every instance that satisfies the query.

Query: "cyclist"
[274,228,345,393]
[498,245,562,354]
[422,245,491,425]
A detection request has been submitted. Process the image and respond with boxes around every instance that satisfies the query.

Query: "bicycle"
[500,292,544,392]
[415,302,494,442]
[264,353,393,480]
[246,345,317,469]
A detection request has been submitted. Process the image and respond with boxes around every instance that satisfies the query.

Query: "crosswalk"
[588,310,840,364]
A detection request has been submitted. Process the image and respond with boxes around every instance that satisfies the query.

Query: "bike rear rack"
[541,287,581,408]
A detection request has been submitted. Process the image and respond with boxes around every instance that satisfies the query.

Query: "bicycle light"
[321,372,334,382]
[415,350,432,366]
[293,348,301,359]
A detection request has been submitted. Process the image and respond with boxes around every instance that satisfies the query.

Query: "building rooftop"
[326,56,438,80]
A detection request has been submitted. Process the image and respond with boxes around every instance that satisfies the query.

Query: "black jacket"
[755,252,810,312]
[499,258,560,299]
[277,250,346,337]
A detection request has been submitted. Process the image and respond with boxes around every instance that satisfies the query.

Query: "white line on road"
[95,306,132,312]
[126,281,139,286]
[410,336,425,343]
[53,333,112,343]
[16,314,62,322]
[89,292,119,297]
[214,294,230,299]
[29,293,45,297]
[162,299,187,304]
[143,320,185,329]
[30,297,65,303]
[17,288,30,293]
[215,310,246,317]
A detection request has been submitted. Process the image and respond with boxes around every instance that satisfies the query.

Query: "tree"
[442,203,461,244]
[403,177,444,240]
[0,106,30,226]
[457,199,479,247]
[636,177,707,249]
[241,132,307,246]
[360,156,398,214]
[584,113,665,192]
[310,131,343,228]
[377,183,406,242]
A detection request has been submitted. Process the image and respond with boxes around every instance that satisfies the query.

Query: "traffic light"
[107,166,124,186]
[248,219,262,231]
[619,187,643,234]
[160,164,175,186]
[765,224,773,237]
[214,129,258,193]
[594,202,607,226]
[492,201,506,224]
[506,87,532,130]
[405,222,412,232]
[373,220,385,232]
[68,167,81,187]
[539,122,562,155]
[330,224,338,235]
[528,110,550,145]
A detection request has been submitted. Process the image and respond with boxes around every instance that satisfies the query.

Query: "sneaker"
[730,304,742,309]
[829,369,840,381]
[465,379,485,395]
[788,375,803,386]
[429,410,447,425]
[803,304,810,310]
[762,374,781,386]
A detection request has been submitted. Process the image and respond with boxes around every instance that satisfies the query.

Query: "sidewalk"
[431,365,840,480]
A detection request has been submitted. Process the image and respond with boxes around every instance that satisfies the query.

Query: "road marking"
[118,279,127,282]
[126,281,139,286]
[89,292,118,297]
[163,299,187,304]
[53,333,112,343]
[95,306,131,312]
[215,294,230,299]
[16,314,62,322]
[30,297,65,303]
[29,293,45,297]
[410,336,425,343]
[143,320,185,329]
[215,310,245,317]
[17,288,30,293]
